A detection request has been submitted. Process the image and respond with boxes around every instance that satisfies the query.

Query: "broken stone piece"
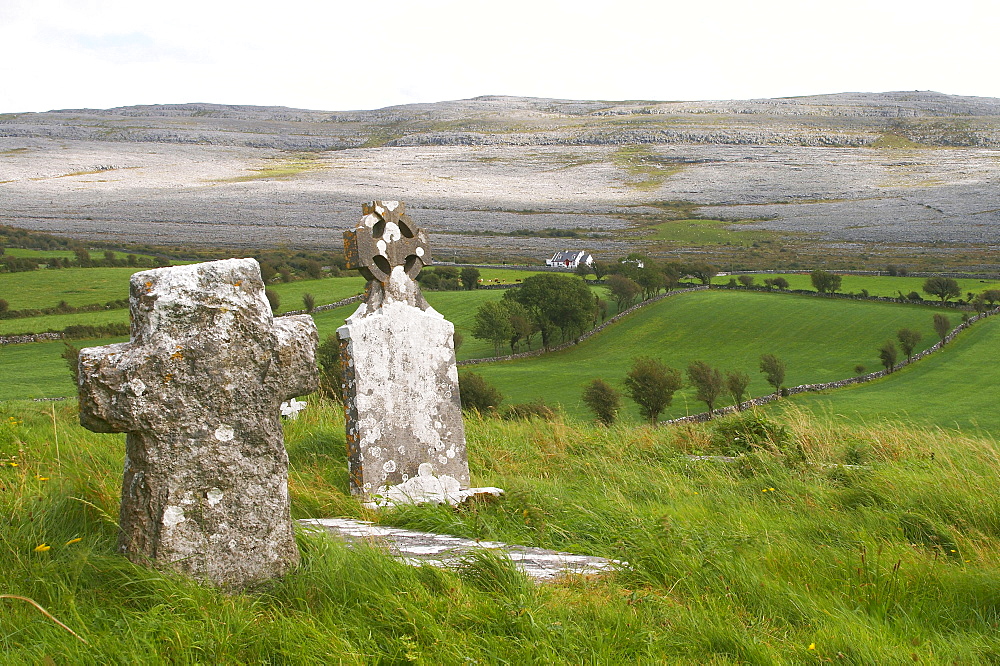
[77,258,318,588]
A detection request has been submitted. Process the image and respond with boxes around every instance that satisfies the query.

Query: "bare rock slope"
[1,92,999,261]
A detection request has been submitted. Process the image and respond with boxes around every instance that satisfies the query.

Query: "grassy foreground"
[2,399,1000,662]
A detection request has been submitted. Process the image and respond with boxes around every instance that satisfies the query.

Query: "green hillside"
[470,290,945,422]
[785,313,1000,434]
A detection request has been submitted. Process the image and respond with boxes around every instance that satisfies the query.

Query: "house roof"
[549,250,590,262]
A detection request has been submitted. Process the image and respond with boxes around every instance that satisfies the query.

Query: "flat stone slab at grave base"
[300,518,622,582]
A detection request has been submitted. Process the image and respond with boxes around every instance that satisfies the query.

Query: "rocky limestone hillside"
[1,92,999,269]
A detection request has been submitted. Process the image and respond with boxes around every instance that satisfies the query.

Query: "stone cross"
[78,258,318,588]
[338,201,471,503]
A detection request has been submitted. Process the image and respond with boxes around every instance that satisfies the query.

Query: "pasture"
[471,290,946,422]
[786,313,1000,434]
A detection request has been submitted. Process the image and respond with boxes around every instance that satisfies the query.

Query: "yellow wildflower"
[34,543,51,552]
[65,537,83,546]
[808,643,816,650]
[36,475,49,481]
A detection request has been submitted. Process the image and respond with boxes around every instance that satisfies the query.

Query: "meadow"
[785,312,1000,434]
[2,398,1000,662]
[470,290,946,422]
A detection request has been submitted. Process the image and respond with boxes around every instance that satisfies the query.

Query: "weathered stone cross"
[338,201,474,503]
[78,258,318,588]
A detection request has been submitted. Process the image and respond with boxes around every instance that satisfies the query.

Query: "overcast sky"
[2,0,997,113]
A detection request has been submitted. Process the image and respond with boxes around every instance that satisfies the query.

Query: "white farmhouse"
[546,250,594,269]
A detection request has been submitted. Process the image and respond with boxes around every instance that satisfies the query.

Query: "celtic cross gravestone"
[77,258,318,588]
[338,201,475,504]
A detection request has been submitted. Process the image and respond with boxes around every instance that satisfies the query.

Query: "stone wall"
[0,331,64,345]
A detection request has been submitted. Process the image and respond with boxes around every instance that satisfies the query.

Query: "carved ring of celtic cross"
[343,201,431,283]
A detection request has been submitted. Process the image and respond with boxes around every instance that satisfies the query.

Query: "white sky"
[1,0,997,113]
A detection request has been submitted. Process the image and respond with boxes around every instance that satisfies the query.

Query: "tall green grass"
[2,399,1000,662]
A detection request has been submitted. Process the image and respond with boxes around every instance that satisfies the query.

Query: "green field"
[785,313,1000,434]
[645,218,777,246]
[0,267,140,310]
[0,336,127,399]
[728,272,1000,299]
[0,309,128,336]
[470,290,946,422]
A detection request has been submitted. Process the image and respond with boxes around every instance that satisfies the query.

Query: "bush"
[502,400,555,421]
[582,378,621,425]
[711,411,790,455]
[459,372,502,413]
[265,289,280,314]
[302,293,316,313]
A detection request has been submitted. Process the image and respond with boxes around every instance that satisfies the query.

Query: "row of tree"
[877,313,955,372]
[580,353,787,426]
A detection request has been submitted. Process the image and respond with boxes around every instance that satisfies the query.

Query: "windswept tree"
[933,313,952,342]
[896,328,922,361]
[725,370,751,411]
[623,357,683,424]
[685,263,716,285]
[923,277,962,303]
[687,361,725,417]
[606,274,641,312]
[759,354,786,395]
[302,292,316,313]
[737,275,755,288]
[879,340,899,372]
[582,378,621,426]
[982,289,1000,306]
[460,267,481,291]
[459,372,503,413]
[810,270,842,294]
[506,300,536,352]
[472,300,515,356]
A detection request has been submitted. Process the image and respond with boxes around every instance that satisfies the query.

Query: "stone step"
[300,518,621,582]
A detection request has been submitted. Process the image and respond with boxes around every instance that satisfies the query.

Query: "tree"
[265,289,280,314]
[504,273,595,349]
[62,342,80,386]
[506,300,536,352]
[302,292,316,313]
[635,265,666,300]
[896,328,922,361]
[725,370,751,411]
[879,340,898,371]
[771,277,790,290]
[983,289,1000,306]
[472,300,515,356]
[315,334,341,399]
[574,262,593,279]
[0,299,7,314]
[460,267,481,291]
[923,277,961,303]
[687,361,724,417]
[459,372,502,413]
[737,275,755,288]
[582,378,621,426]
[606,274,641,312]
[933,313,951,342]
[759,354,786,395]
[810,270,842,294]
[591,260,609,280]
[73,247,92,267]
[623,357,682,424]
[685,263,716,285]
[304,260,323,280]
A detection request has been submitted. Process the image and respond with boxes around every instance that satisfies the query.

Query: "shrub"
[265,289,280,314]
[459,372,502,413]
[302,293,316,313]
[582,378,621,425]
[502,400,555,421]
[711,411,790,455]
[62,342,81,387]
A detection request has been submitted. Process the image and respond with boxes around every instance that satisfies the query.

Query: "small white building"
[546,250,594,269]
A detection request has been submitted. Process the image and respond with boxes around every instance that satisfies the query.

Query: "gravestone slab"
[301,518,621,581]
[78,258,318,588]
[337,201,471,501]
